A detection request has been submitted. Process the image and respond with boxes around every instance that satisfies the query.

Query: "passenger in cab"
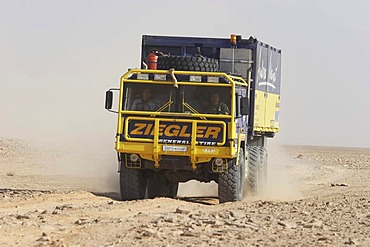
[207,92,230,114]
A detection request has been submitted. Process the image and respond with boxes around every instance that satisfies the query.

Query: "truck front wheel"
[218,149,246,203]
[119,161,147,201]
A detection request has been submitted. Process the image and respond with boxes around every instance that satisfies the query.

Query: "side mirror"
[240,97,249,116]
[105,91,113,110]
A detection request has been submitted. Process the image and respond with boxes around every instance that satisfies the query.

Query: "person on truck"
[131,88,157,111]
[207,92,230,114]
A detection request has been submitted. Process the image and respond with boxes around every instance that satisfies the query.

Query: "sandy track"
[0,139,369,246]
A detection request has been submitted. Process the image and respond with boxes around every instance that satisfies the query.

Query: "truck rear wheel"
[119,161,147,201]
[147,175,178,199]
[260,147,268,183]
[218,149,245,203]
[247,146,267,194]
[157,55,219,72]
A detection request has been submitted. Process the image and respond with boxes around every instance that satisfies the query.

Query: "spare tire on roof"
[157,55,219,72]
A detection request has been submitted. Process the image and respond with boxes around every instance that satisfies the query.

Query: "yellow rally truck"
[105,34,281,203]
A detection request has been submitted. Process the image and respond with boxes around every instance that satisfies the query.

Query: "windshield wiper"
[156,100,173,112]
[183,102,207,120]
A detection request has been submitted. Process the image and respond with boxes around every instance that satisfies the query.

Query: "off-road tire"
[247,146,267,194]
[218,149,245,203]
[157,55,219,72]
[119,161,147,201]
[259,147,268,183]
[147,175,178,199]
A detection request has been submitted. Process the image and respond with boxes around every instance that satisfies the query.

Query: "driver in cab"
[131,88,157,111]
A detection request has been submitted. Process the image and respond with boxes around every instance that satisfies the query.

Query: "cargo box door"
[254,46,268,131]
[264,49,281,131]
[254,45,281,132]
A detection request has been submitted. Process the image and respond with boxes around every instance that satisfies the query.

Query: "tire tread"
[157,56,219,72]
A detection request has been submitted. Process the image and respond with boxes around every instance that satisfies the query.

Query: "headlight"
[130,153,140,162]
[214,158,224,166]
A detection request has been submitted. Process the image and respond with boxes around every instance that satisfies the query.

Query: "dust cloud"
[178,181,218,197]
[178,144,304,201]
[247,144,303,201]
[10,138,121,193]
[50,143,119,193]
[0,72,120,193]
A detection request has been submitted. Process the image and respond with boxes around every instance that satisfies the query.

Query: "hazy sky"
[1,0,370,148]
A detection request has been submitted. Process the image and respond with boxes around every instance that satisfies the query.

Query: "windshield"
[122,83,231,115]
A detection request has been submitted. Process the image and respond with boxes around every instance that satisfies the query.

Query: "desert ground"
[0,138,369,246]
